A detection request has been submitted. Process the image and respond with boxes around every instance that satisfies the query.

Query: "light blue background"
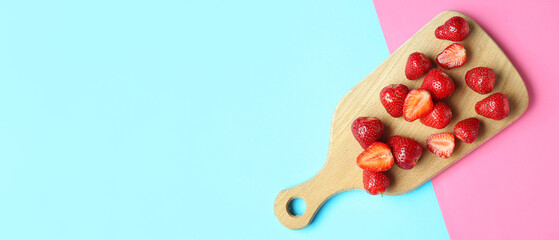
[0,0,449,239]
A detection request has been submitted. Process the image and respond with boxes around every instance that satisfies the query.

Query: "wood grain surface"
[274,10,529,230]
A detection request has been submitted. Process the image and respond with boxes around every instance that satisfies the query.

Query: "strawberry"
[387,136,423,170]
[380,84,409,118]
[475,93,510,120]
[454,118,480,143]
[426,132,455,158]
[465,67,495,94]
[421,69,455,100]
[405,52,432,80]
[436,43,467,69]
[435,16,470,42]
[403,89,434,122]
[356,142,394,172]
[363,170,390,195]
[420,101,452,129]
[351,117,384,149]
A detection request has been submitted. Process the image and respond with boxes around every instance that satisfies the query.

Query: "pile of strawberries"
[354,16,510,195]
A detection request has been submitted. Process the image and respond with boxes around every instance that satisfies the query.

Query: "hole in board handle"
[287,198,306,216]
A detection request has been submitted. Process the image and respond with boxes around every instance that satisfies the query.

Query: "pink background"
[373,0,559,239]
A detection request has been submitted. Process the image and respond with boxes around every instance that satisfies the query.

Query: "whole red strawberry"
[435,16,470,42]
[421,69,455,100]
[420,101,452,129]
[426,132,455,158]
[357,142,394,172]
[380,84,409,118]
[363,170,390,195]
[403,89,434,122]
[465,67,495,94]
[351,117,384,149]
[405,52,432,80]
[475,93,510,120]
[454,118,480,143]
[436,43,467,69]
[387,136,423,170]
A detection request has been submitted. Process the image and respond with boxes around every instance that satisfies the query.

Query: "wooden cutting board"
[274,10,529,230]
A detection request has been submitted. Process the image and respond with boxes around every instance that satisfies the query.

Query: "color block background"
[0,0,448,239]
[373,0,559,239]
[0,0,557,239]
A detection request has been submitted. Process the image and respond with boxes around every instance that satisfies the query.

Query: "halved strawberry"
[436,43,467,69]
[363,170,390,195]
[405,52,432,80]
[420,101,452,129]
[403,89,434,122]
[426,132,455,158]
[356,142,394,172]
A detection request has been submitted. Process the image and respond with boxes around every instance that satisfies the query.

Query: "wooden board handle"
[274,172,342,230]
